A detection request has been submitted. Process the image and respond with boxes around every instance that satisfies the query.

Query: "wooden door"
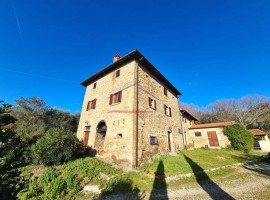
[83,131,90,148]
[207,131,219,147]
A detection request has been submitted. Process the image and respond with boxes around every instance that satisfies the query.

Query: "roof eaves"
[80,50,182,96]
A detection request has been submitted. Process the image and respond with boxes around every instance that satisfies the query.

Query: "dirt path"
[100,164,270,200]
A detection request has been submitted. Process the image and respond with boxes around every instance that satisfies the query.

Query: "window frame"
[195,132,202,137]
[116,70,120,78]
[164,87,168,96]
[150,135,158,145]
[86,99,97,110]
[148,97,156,110]
[109,91,122,105]
[164,104,172,117]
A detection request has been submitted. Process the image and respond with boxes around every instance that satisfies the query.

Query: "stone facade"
[77,51,182,170]
[136,64,184,165]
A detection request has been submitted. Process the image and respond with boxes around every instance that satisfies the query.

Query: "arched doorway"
[95,121,107,153]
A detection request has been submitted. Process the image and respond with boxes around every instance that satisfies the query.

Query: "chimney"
[113,54,121,62]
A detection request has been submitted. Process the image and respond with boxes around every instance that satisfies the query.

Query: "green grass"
[20,149,266,199]
[139,149,266,176]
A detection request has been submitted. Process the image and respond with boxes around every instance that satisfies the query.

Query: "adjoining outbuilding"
[248,129,270,152]
[187,121,235,149]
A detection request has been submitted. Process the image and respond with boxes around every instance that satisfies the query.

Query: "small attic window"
[116,70,120,78]
[93,83,97,89]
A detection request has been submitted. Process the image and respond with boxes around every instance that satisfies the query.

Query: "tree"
[12,96,80,144]
[44,109,79,133]
[209,95,270,127]
[12,96,48,144]
[0,101,27,200]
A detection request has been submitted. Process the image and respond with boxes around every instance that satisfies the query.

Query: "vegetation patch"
[139,149,265,177]
[30,128,84,166]
[223,124,254,152]
[19,157,124,199]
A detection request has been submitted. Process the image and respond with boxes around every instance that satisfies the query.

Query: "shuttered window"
[164,87,168,96]
[109,91,122,105]
[164,104,172,117]
[86,101,90,111]
[87,99,97,110]
[148,97,156,110]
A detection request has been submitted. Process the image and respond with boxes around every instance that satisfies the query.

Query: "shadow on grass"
[149,160,168,200]
[244,162,270,177]
[95,176,144,200]
[230,153,264,163]
[184,155,235,200]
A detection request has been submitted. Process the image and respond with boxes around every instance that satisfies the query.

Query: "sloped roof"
[180,110,198,121]
[80,50,182,96]
[248,129,267,136]
[190,121,235,129]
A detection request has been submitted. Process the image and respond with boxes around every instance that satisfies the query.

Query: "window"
[86,99,96,110]
[109,91,122,105]
[148,97,156,110]
[150,136,158,145]
[116,70,120,78]
[93,83,97,89]
[164,104,172,117]
[195,132,201,137]
[164,87,168,96]
[84,126,91,131]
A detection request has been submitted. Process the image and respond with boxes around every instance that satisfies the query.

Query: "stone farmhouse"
[77,50,184,170]
[77,50,269,170]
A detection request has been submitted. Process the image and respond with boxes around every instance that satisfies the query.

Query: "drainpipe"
[135,57,144,169]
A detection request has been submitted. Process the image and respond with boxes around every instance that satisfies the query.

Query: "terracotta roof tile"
[190,121,235,129]
[248,129,267,136]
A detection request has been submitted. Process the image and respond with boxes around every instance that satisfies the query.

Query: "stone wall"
[180,114,193,145]
[77,61,137,170]
[136,64,183,165]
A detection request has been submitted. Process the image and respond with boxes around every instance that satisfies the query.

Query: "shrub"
[18,167,82,200]
[223,124,254,152]
[30,128,83,165]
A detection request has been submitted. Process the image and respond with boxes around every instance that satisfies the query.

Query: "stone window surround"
[115,69,120,78]
[86,99,97,110]
[164,104,172,117]
[148,97,156,110]
[109,90,122,105]
[149,135,159,145]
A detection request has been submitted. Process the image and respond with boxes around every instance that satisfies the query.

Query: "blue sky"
[1,0,270,113]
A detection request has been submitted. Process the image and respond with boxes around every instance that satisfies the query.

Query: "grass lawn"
[21,149,266,199]
[139,149,266,177]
